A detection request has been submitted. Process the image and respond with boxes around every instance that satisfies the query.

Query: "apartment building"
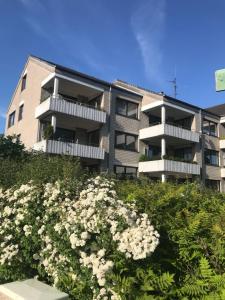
[5,55,225,191]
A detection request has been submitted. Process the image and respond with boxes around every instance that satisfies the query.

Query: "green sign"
[215,69,225,91]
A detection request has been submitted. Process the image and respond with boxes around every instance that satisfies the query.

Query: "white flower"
[23,225,32,236]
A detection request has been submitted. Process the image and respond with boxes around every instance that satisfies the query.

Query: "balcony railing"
[139,159,200,175]
[35,96,106,123]
[33,139,105,160]
[139,154,196,164]
[149,121,192,131]
[139,123,199,143]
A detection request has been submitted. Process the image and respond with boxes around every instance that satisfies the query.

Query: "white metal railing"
[33,140,105,160]
[139,159,200,175]
[139,123,199,142]
[35,96,106,123]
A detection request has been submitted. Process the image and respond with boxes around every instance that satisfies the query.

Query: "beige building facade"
[5,56,225,191]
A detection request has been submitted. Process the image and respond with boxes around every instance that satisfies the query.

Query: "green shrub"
[116,179,225,298]
[0,177,160,299]
[17,153,85,185]
[0,135,25,160]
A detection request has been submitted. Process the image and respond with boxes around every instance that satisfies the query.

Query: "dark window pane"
[203,119,217,137]
[126,135,136,151]
[204,149,219,166]
[116,99,127,116]
[54,127,75,142]
[205,179,220,191]
[125,167,137,179]
[115,132,126,148]
[18,104,24,121]
[115,166,125,174]
[210,123,217,136]
[127,102,138,118]
[126,167,137,174]
[203,119,209,134]
[88,131,99,146]
[21,75,27,92]
[8,111,15,128]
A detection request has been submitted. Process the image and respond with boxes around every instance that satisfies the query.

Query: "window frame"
[204,149,219,166]
[116,98,139,120]
[18,104,24,121]
[21,74,27,92]
[114,165,137,179]
[202,119,218,137]
[115,131,138,152]
[8,111,16,128]
[205,179,220,191]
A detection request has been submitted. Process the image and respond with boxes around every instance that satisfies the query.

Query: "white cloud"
[131,0,166,85]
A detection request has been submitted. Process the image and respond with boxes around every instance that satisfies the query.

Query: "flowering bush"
[0,177,159,299]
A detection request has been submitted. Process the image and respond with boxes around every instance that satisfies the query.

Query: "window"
[18,104,24,121]
[204,149,219,166]
[116,98,138,119]
[175,147,193,162]
[8,111,15,128]
[21,74,27,92]
[88,130,100,146]
[54,127,75,142]
[115,131,137,151]
[114,165,137,179]
[205,179,220,191]
[146,145,161,160]
[203,119,217,136]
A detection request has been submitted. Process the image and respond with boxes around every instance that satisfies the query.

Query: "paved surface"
[0,292,11,300]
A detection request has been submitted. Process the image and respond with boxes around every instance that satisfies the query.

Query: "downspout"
[199,109,205,186]
[107,85,112,173]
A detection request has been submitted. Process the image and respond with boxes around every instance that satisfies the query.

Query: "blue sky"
[1,0,225,132]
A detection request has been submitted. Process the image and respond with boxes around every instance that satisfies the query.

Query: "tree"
[0,135,25,160]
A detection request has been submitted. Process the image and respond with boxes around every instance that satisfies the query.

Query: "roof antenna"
[169,67,178,98]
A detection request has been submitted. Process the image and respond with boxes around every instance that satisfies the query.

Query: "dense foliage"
[117,180,225,299]
[0,136,225,299]
[0,177,159,300]
[0,136,85,188]
[0,135,25,160]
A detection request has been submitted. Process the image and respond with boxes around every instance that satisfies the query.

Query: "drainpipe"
[199,109,205,186]
[107,85,112,173]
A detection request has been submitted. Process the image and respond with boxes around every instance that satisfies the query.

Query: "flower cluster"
[0,177,159,300]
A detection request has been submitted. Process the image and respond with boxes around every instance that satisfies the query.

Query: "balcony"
[33,140,105,160]
[139,159,200,175]
[220,139,225,149]
[139,123,199,143]
[35,96,106,123]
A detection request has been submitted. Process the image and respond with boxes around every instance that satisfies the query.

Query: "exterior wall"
[99,91,110,171]
[108,88,142,171]
[201,113,221,184]
[114,149,139,167]
[142,93,162,107]
[5,57,55,148]
[205,165,221,180]
[5,56,225,191]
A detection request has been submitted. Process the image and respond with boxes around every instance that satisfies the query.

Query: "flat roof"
[206,103,225,117]
[30,55,221,117]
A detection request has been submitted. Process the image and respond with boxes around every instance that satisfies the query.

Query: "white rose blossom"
[0,176,159,299]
